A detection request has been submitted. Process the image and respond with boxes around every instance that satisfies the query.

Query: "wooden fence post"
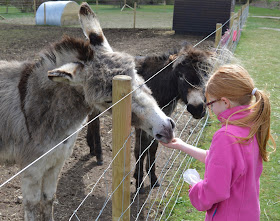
[133,2,137,29]
[228,12,236,51]
[215,23,222,48]
[236,9,241,41]
[44,3,46,25]
[112,75,132,221]
[230,12,235,29]
[5,0,8,13]
[33,0,36,17]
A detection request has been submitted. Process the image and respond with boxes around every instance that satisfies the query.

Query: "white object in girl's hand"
[183,169,202,186]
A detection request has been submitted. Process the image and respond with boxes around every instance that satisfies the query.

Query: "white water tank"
[36,1,79,26]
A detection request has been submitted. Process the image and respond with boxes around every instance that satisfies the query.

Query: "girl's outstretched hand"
[161,138,207,163]
[160,138,185,150]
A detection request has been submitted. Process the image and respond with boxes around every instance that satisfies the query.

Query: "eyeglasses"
[206,99,220,107]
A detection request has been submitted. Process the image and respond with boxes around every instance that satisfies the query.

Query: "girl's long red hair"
[206,64,276,161]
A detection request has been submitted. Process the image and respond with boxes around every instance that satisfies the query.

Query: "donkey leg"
[87,110,103,165]
[21,170,43,221]
[133,129,146,194]
[146,140,160,187]
[40,159,65,221]
[39,139,77,221]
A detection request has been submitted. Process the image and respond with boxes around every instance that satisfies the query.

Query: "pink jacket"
[189,105,263,221]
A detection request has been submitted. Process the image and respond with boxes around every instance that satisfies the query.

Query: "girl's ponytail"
[251,89,275,161]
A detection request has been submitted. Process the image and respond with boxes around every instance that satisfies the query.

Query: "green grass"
[164,5,280,221]
[0,4,173,18]
[0,5,34,19]
[89,4,174,28]
[0,4,174,28]
[90,4,174,12]
[235,7,280,221]
[249,6,280,17]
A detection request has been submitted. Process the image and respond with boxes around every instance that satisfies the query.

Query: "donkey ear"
[79,2,112,52]
[48,62,84,84]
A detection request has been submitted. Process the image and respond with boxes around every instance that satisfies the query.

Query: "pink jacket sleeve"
[188,130,245,211]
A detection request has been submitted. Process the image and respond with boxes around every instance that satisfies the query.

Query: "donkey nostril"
[169,119,175,130]
[155,134,163,140]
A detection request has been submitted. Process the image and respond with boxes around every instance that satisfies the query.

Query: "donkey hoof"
[96,159,103,166]
[151,178,160,188]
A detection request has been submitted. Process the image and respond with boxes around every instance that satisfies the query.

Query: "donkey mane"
[177,45,213,65]
[42,35,94,66]
[138,44,213,73]
[140,49,178,63]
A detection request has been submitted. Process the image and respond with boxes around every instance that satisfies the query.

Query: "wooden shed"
[173,0,235,35]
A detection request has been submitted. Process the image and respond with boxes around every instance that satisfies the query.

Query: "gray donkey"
[0,3,174,220]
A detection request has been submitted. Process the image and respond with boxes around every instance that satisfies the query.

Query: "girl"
[161,64,276,220]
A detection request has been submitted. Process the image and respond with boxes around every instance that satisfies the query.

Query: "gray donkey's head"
[48,3,175,143]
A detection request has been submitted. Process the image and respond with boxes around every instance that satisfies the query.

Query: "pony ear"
[48,62,84,85]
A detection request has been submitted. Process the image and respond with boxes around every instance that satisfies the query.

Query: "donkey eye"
[105,101,112,104]
[177,71,183,77]
[73,61,84,66]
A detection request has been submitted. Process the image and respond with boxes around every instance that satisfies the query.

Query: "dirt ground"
[0,23,214,220]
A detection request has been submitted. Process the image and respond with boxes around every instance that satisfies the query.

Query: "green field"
[165,6,280,221]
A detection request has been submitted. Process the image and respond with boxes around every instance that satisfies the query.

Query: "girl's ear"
[220,97,231,109]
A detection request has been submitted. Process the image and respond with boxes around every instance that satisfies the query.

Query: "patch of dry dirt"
[0,23,213,220]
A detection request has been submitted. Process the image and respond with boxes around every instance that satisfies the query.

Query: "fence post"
[230,12,235,29]
[5,0,8,13]
[133,2,137,29]
[228,12,236,51]
[214,23,222,48]
[236,9,241,42]
[44,3,46,25]
[33,0,36,17]
[112,75,132,221]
